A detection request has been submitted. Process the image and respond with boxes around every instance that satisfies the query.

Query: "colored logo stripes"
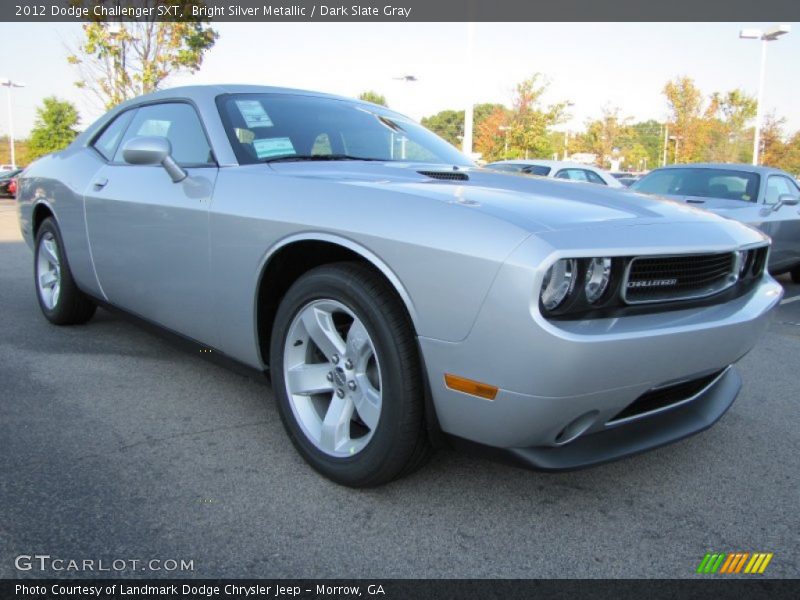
[696,552,773,574]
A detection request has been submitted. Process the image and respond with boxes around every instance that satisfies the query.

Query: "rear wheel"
[270,262,430,487]
[34,217,96,325]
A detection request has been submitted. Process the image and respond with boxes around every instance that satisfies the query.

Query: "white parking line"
[781,295,800,305]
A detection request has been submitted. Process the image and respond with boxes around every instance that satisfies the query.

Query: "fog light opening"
[554,411,599,446]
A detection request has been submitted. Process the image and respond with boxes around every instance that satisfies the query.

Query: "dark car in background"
[0,169,22,197]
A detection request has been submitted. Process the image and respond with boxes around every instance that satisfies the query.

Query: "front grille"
[609,369,725,424]
[623,253,735,304]
[418,170,469,181]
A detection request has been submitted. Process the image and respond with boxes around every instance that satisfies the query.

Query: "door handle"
[92,177,108,190]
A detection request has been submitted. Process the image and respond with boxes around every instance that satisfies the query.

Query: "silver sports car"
[17,85,782,486]
[632,163,800,280]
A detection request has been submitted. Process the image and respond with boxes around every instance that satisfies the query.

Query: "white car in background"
[486,160,624,188]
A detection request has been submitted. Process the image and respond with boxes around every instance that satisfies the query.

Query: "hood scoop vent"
[418,170,469,182]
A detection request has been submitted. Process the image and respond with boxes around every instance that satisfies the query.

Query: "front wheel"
[34,217,96,325]
[270,262,430,487]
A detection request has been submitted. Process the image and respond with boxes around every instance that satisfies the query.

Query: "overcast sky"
[1,21,799,138]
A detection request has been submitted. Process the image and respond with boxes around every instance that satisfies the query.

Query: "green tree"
[507,74,569,159]
[705,89,757,163]
[759,113,787,168]
[777,130,800,177]
[357,91,388,107]
[67,1,218,108]
[421,109,463,146]
[663,76,710,163]
[28,97,81,161]
[421,103,507,149]
[628,120,666,170]
[581,107,634,168]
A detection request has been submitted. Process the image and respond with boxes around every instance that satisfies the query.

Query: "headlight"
[737,249,750,278]
[584,257,612,303]
[541,259,577,310]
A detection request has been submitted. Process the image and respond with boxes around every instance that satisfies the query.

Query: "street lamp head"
[0,79,26,88]
[739,28,762,40]
[763,24,790,41]
[393,75,418,82]
[740,24,790,41]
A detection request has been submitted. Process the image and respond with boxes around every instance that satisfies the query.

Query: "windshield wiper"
[261,154,383,163]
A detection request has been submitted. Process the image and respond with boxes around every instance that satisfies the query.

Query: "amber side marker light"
[444,374,499,400]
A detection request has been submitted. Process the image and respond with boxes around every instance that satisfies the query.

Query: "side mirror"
[777,194,799,207]
[121,136,187,183]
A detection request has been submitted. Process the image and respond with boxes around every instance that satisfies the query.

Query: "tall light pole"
[669,135,683,164]
[1,78,25,168]
[391,76,417,160]
[462,22,476,158]
[740,24,790,166]
[498,125,510,159]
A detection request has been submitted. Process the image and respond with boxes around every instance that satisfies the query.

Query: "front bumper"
[448,365,741,470]
[419,227,782,465]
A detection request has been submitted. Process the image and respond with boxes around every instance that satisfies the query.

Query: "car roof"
[114,84,379,111]
[653,163,786,176]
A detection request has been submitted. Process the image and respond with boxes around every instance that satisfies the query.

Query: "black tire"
[791,266,800,285]
[34,217,96,325]
[270,262,431,487]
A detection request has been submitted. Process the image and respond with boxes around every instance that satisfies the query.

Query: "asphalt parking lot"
[1,198,798,579]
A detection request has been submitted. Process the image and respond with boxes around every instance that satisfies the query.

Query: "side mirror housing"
[121,136,187,183]
[777,193,799,207]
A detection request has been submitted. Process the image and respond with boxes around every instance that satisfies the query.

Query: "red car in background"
[0,168,21,198]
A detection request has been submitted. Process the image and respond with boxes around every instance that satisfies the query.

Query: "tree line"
[415,74,800,175]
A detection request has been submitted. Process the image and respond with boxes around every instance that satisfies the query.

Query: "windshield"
[631,168,760,202]
[216,93,472,166]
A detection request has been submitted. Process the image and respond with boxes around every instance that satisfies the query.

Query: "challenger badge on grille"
[627,278,679,288]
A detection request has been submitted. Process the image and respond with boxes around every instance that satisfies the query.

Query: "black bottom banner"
[2,579,798,600]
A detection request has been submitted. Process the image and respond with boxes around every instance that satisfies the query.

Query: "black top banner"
[3,0,800,22]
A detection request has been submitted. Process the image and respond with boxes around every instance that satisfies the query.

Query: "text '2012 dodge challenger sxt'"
[17,85,783,486]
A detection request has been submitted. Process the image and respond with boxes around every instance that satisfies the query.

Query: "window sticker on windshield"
[235,100,274,128]
[253,137,295,159]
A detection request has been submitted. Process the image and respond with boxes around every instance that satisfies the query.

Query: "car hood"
[268,162,728,233]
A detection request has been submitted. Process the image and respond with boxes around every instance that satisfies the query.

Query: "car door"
[84,102,219,344]
[759,174,800,271]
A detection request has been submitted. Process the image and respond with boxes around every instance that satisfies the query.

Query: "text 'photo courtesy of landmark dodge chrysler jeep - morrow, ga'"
[17,85,783,487]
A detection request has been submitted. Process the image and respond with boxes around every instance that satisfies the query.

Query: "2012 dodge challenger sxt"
[16,85,783,486]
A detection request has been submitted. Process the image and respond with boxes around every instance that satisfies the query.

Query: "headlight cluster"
[540,257,617,314]
[539,246,769,319]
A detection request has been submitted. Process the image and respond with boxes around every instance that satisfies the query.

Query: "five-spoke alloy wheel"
[270,262,430,487]
[284,299,383,457]
[36,231,61,311]
[34,217,96,325]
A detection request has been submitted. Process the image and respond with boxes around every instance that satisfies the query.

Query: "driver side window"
[113,103,214,166]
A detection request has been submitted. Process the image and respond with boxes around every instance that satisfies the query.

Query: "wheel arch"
[255,233,421,369]
[31,200,56,237]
